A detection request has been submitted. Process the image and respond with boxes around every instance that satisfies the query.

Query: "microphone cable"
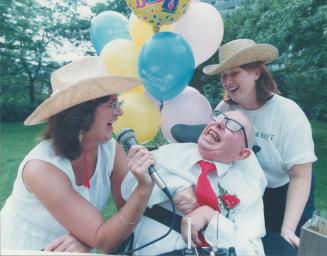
[118,183,177,255]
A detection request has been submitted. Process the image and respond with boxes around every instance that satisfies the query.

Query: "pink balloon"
[173,2,224,67]
[161,86,212,142]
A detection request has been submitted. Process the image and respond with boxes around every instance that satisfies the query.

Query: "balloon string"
[159,100,164,111]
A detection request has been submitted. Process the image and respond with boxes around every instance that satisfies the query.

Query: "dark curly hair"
[223,62,280,105]
[42,96,110,160]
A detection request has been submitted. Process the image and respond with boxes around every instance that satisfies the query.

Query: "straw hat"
[24,56,142,125]
[203,39,278,75]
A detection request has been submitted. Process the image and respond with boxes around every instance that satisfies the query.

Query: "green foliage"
[311,120,327,210]
[0,0,130,122]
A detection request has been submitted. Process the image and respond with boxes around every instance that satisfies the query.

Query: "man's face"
[197,111,248,163]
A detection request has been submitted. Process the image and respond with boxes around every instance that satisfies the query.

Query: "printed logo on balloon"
[138,32,195,104]
[127,0,190,32]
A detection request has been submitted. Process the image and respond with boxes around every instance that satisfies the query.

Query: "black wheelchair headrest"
[171,124,206,143]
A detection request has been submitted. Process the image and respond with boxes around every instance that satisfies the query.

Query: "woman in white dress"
[1,57,155,253]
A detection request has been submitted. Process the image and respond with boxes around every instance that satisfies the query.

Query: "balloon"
[126,0,190,32]
[138,32,194,101]
[144,90,162,110]
[127,85,145,93]
[100,39,139,77]
[113,92,161,143]
[173,2,224,67]
[160,86,212,142]
[90,11,130,55]
[128,13,172,48]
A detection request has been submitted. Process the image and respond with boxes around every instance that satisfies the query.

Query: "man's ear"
[236,148,251,160]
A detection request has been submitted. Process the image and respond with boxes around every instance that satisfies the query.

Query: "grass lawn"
[1,121,326,218]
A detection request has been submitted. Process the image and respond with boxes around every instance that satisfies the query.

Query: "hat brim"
[24,75,142,125]
[203,44,278,75]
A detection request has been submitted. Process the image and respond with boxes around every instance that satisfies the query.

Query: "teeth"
[208,129,220,142]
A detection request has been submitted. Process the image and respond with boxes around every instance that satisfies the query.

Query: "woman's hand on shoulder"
[45,234,91,252]
[127,145,154,188]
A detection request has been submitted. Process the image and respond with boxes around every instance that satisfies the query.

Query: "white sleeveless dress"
[1,139,116,250]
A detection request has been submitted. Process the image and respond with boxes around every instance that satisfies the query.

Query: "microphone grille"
[117,128,135,145]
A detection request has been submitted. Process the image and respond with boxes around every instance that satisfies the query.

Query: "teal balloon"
[90,11,130,55]
[138,32,195,101]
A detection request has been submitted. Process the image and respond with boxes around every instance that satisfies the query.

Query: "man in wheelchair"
[121,111,267,255]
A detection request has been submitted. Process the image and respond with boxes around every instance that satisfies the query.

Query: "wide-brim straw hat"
[24,56,142,125]
[203,39,278,75]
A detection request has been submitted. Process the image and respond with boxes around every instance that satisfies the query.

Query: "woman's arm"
[23,145,154,253]
[281,163,312,247]
[111,143,129,209]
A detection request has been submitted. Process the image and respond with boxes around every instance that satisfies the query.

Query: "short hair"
[42,96,110,160]
[223,62,280,105]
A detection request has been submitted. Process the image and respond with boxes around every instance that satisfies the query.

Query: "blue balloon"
[90,11,130,55]
[138,32,195,101]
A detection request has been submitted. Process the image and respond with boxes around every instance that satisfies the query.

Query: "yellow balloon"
[129,13,172,48]
[127,85,145,93]
[100,39,139,77]
[127,0,190,32]
[114,92,161,143]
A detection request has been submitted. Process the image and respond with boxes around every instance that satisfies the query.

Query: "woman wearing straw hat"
[0,56,155,253]
[203,39,317,253]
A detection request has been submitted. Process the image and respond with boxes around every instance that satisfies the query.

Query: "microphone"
[117,128,167,191]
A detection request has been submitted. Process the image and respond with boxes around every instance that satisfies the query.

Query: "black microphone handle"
[123,137,167,191]
[148,165,167,191]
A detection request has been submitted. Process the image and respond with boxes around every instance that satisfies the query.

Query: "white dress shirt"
[121,143,267,255]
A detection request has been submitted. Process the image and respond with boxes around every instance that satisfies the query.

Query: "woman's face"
[220,66,260,106]
[85,94,123,144]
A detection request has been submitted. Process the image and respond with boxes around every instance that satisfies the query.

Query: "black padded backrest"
[171,124,206,143]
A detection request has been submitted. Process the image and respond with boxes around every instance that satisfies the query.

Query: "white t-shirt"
[216,94,317,187]
[122,143,267,255]
[1,139,116,251]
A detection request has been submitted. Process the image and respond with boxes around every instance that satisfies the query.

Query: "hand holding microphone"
[117,128,168,193]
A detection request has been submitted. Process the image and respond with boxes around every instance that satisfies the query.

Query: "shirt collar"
[188,148,233,177]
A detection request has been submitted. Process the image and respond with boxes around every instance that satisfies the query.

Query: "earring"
[78,131,84,143]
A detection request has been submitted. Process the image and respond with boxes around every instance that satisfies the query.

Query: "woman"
[203,39,317,250]
[0,56,155,253]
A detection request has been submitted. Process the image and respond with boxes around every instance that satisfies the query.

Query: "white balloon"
[160,86,212,142]
[173,2,224,67]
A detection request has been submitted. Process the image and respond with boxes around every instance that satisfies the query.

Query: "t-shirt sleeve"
[279,103,317,170]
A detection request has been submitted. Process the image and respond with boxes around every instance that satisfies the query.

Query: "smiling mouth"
[207,129,221,142]
[107,119,116,127]
[228,86,238,93]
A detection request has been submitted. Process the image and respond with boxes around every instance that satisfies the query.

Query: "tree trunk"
[28,78,35,106]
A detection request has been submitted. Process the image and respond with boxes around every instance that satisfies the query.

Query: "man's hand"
[181,205,215,246]
[174,186,199,214]
[281,226,300,247]
[45,234,91,252]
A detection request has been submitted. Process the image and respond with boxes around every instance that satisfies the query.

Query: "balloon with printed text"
[126,0,190,32]
[138,32,194,101]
